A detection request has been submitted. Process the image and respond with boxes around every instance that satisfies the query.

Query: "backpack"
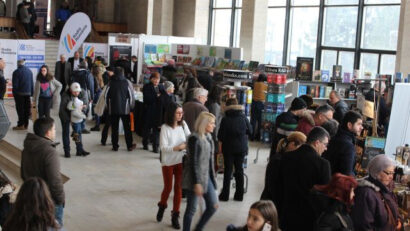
[71,70,89,91]
[39,82,53,98]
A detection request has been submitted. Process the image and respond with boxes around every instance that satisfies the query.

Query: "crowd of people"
[0,45,401,231]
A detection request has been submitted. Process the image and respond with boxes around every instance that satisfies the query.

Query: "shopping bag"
[87,102,93,120]
[130,112,134,132]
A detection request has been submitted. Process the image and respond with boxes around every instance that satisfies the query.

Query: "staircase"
[45,40,59,75]
[0,140,70,187]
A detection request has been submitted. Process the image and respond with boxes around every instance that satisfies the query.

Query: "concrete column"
[127,0,153,34]
[239,0,268,62]
[395,0,410,74]
[152,0,174,35]
[173,0,209,42]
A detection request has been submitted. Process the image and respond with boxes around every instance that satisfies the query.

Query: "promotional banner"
[109,45,132,66]
[17,40,45,79]
[58,12,91,60]
[82,43,108,61]
[0,39,18,98]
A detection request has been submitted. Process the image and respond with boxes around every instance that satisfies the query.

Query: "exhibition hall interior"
[0,0,410,230]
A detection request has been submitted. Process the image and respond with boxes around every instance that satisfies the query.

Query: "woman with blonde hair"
[182,112,218,231]
[261,132,307,207]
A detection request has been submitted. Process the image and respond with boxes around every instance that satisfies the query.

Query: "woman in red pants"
[156,102,190,229]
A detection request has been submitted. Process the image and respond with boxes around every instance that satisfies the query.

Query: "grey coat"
[33,78,62,109]
[182,133,217,191]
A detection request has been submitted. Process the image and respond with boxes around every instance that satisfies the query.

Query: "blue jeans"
[55,204,64,226]
[72,122,83,152]
[250,101,264,140]
[183,181,218,231]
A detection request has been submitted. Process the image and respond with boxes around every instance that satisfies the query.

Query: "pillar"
[239,0,268,62]
[152,0,174,35]
[96,0,114,22]
[173,0,209,42]
[395,0,410,74]
[127,0,153,34]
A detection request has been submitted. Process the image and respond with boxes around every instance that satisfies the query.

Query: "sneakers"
[90,126,100,131]
[12,125,26,131]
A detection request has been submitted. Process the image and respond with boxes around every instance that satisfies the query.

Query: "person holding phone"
[226,200,280,231]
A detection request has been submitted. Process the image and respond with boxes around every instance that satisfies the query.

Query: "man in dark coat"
[277,126,331,231]
[12,59,33,130]
[114,56,132,81]
[329,90,349,124]
[323,111,363,176]
[271,97,306,158]
[218,98,252,201]
[55,54,72,94]
[0,59,6,100]
[21,117,65,225]
[68,51,84,71]
[105,67,135,151]
[142,72,165,153]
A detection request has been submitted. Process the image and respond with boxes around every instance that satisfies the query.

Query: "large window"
[262,0,400,75]
[209,0,242,47]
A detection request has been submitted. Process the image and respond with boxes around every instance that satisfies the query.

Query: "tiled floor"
[2,99,270,231]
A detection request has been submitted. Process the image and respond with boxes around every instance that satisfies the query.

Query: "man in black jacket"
[105,67,135,151]
[12,59,33,130]
[55,54,72,94]
[329,90,349,124]
[323,111,363,176]
[277,126,331,231]
[68,51,83,71]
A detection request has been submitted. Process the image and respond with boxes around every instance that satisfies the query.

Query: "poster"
[224,49,232,59]
[17,40,45,79]
[109,45,132,66]
[157,44,169,54]
[58,13,92,60]
[209,47,216,57]
[177,45,190,54]
[0,39,18,98]
[144,44,157,54]
[82,43,108,61]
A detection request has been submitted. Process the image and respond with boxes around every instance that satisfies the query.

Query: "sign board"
[82,43,108,61]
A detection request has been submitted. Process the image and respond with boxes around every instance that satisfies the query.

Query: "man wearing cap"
[12,59,33,130]
[183,88,209,132]
[271,97,307,157]
[59,82,90,157]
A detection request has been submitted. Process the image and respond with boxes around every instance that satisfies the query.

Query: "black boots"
[156,204,166,222]
[171,211,180,229]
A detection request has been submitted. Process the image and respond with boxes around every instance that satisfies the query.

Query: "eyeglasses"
[175,112,184,115]
[320,141,329,147]
[383,171,395,176]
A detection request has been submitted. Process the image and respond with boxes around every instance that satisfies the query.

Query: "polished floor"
[2,99,270,231]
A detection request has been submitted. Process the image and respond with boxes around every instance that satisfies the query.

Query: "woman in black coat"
[312,173,357,231]
[218,98,252,202]
[142,72,165,153]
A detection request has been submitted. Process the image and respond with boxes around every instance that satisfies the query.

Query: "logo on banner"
[63,34,77,53]
[84,45,94,58]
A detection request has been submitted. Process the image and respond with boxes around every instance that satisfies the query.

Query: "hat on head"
[164,81,174,91]
[70,82,81,92]
[290,97,307,111]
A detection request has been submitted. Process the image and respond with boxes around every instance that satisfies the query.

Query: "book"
[325,86,333,98]
[309,86,315,97]
[298,85,307,96]
[395,72,402,83]
[315,85,320,98]
[332,65,342,82]
[248,61,259,71]
[343,72,351,83]
[313,70,321,81]
[296,57,314,81]
[319,86,325,98]
[321,70,330,82]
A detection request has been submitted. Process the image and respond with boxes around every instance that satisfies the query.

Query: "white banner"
[0,39,18,98]
[82,43,108,61]
[17,40,45,79]
[58,12,91,60]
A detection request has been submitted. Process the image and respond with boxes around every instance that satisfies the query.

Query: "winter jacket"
[322,128,356,176]
[143,82,165,127]
[182,133,217,192]
[55,8,71,22]
[332,100,349,124]
[278,144,331,231]
[197,72,213,91]
[33,77,62,109]
[351,176,401,231]
[296,110,316,136]
[271,110,300,156]
[67,97,86,123]
[70,69,94,101]
[59,89,89,123]
[106,74,135,115]
[21,133,65,205]
[54,61,72,91]
[183,100,209,132]
[12,65,33,96]
[218,104,252,154]
[0,70,6,100]
[261,152,283,206]
[311,191,354,231]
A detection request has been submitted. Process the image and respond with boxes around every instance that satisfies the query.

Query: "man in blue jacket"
[323,110,363,176]
[12,59,33,130]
